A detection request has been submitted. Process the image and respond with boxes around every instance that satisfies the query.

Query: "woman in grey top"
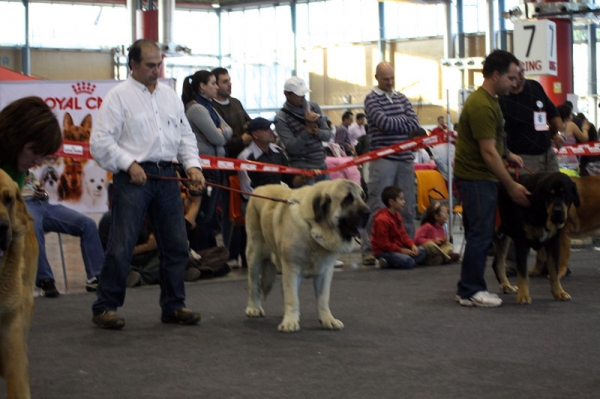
[182,70,233,251]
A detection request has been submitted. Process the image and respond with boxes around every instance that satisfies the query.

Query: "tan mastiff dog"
[245,179,370,332]
[0,170,38,399]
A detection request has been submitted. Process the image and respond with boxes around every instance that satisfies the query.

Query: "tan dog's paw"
[278,316,300,333]
[516,293,532,305]
[553,290,571,301]
[245,306,265,317]
[501,284,518,294]
[319,317,344,330]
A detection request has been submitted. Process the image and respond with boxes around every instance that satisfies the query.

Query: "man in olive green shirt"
[453,50,530,308]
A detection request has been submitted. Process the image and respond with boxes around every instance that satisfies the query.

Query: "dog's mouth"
[0,221,9,257]
[339,208,370,240]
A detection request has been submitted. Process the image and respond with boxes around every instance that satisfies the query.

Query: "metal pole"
[378,1,386,61]
[486,0,495,53]
[291,0,297,76]
[21,0,30,75]
[444,0,453,59]
[446,89,454,236]
[588,23,597,96]
[497,0,507,50]
[456,0,464,58]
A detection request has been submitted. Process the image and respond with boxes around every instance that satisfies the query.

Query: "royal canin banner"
[0,79,175,214]
[0,80,119,214]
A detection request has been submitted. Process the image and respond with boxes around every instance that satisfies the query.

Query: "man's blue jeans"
[454,177,498,299]
[26,199,104,284]
[92,163,189,317]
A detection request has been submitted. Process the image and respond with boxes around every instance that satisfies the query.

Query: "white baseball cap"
[284,76,310,97]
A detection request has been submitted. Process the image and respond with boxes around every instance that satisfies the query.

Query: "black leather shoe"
[161,308,201,325]
[92,311,125,330]
[38,279,60,298]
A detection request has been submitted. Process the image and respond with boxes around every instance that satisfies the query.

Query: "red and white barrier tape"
[54,132,452,176]
[554,141,600,156]
[54,134,600,176]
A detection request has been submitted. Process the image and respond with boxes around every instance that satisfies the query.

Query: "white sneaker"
[334,259,344,268]
[457,291,502,307]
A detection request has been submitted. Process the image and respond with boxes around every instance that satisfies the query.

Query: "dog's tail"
[260,255,278,298]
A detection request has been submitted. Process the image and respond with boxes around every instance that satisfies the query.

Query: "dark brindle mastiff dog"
[492,172,579,304]
[245,179,370,332]
[0,170,38,399]
[527,175,600,279]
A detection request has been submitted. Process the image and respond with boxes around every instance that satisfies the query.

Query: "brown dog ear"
[81,114,93,130]
[312,194,332,223]
[63,112,74,131]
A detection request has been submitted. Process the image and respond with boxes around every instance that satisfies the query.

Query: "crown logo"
[72,82,96,95]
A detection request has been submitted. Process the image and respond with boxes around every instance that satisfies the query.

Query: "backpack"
[187,246,231,279]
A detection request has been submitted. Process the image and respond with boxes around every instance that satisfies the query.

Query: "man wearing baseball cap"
[238,117,295,197]
[274,76,331,185]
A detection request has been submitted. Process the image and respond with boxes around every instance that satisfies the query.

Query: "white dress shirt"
[91,77,202,173]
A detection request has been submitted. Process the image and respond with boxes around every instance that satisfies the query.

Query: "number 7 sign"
[513,19,558,76]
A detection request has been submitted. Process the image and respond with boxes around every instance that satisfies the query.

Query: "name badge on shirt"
[533,111,547,131]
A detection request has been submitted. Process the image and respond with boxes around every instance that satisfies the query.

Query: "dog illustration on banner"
[81,162,111,212]
[63,113,92,143]
[31,112,110,213]
[59,158,86,202]
[39,165,60,203]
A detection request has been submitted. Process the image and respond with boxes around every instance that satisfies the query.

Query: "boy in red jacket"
[371,186,426,269]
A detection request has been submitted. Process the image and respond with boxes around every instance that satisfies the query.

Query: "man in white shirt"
[90,39,205,329]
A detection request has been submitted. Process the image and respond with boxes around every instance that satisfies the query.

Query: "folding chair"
[227,175,245,253]
[44,231,69,293]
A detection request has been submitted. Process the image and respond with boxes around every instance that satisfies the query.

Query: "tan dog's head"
[63,113,92,143]
[303,179,370,252]
[0,170,31,260]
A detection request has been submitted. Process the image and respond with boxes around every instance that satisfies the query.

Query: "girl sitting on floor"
[414,202,460,265]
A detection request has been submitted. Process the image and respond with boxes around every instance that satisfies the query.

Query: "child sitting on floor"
[414,202,460,265]
[371,186,426,269]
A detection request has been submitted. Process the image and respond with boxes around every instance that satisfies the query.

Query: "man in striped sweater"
[360,62,420,266]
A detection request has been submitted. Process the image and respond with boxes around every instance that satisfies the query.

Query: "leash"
[513,164,536,180]
[145,174,297,204]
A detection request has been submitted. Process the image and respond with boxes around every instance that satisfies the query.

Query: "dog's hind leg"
[515,243,532,305]
[278,263,302,333]
[314,265,344,330]
[528,249,546,277]
[492,235,518,294]
[546,238,571,301]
